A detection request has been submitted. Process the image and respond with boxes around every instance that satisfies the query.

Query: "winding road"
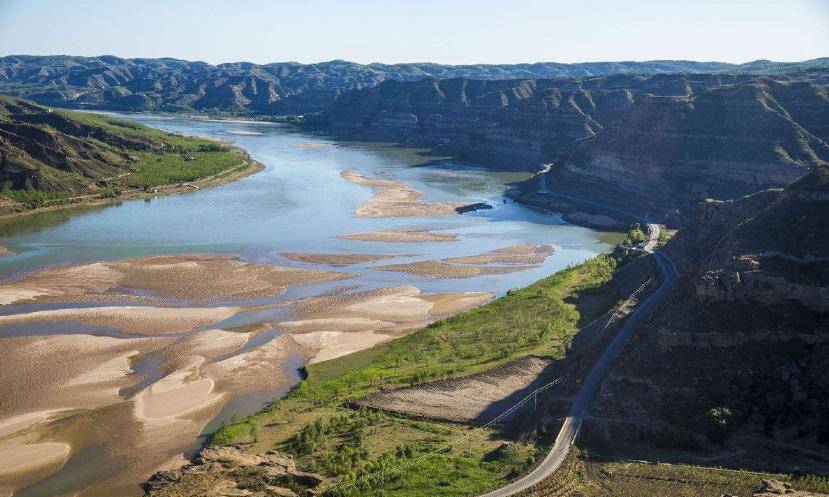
[480,223,678,497]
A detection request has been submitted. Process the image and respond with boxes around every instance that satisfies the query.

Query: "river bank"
[0,150,264,221]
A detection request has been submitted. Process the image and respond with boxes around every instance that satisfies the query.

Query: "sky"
[1,0,827,65]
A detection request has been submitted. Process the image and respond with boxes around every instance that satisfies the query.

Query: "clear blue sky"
[1,0,827,65]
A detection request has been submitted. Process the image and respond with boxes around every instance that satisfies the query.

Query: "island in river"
[0,109,623,497]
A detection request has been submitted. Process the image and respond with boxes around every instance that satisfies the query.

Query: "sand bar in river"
[280,252,397,266]
[336,229,459,243]
[341,170,466,217]
[0,253,354,306]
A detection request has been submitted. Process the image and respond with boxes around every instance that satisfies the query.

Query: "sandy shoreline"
[373,244,555,279]
[445,244,555,265]
[278,285,491,363]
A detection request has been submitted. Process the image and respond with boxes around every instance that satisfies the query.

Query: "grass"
[61,110,248,189]
[211,255,625,497]
[124,147,244,188]
[0,188,71,207]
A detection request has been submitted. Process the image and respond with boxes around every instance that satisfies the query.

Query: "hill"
[0,96,257,214]
[1,55,827,115]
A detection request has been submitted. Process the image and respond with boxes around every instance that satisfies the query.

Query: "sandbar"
[280,252,396,266]
[0,442,71,481]
[445,243,555,265]
[341,170,465,217]
[375,260,533,279]
[336,229,459,243]
[0,305,239,335]
[0,254,354,306]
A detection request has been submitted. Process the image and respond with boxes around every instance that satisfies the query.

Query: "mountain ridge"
[1,54,827,115]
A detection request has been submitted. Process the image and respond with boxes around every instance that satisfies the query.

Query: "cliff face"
[2,55,827,116]
[547,78,829,220]
[588,165,829,451]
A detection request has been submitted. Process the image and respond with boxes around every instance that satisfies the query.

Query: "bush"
[705,406,735,442]
[624,223,648,246]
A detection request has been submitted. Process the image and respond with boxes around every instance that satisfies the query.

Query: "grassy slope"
[212,256,622,497]
[0,96,253,209]
[55,109,247,187]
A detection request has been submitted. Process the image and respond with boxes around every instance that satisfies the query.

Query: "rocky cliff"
[309,73,765,166]
[586,165,829,454]
[143,446,322,497]
[2,55,827,116]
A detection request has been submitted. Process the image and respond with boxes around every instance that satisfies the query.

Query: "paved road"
[480,224,677,497]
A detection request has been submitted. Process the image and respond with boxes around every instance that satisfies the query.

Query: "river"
[0,115,622,497]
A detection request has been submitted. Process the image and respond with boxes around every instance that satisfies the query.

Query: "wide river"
[0,115,621,497]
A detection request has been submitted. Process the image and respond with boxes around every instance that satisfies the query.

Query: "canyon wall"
[587,165,829,451]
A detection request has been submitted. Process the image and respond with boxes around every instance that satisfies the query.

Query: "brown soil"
[360,356,553,422]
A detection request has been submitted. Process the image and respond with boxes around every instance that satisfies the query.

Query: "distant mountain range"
[0,54,827,115]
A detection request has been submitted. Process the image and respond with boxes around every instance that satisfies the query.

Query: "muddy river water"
[0,116,622,497]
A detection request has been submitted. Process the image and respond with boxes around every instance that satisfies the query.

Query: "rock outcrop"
[754,479,829,497]
[143,446,322,497]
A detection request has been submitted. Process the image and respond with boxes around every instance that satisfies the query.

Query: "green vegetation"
[705,406,735,442]
[0,188,71,208]
[212,255,626,497]
[624,223,647,246]
[211,415,259,447]
[124,147,243,188]
[658,228,675,244]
